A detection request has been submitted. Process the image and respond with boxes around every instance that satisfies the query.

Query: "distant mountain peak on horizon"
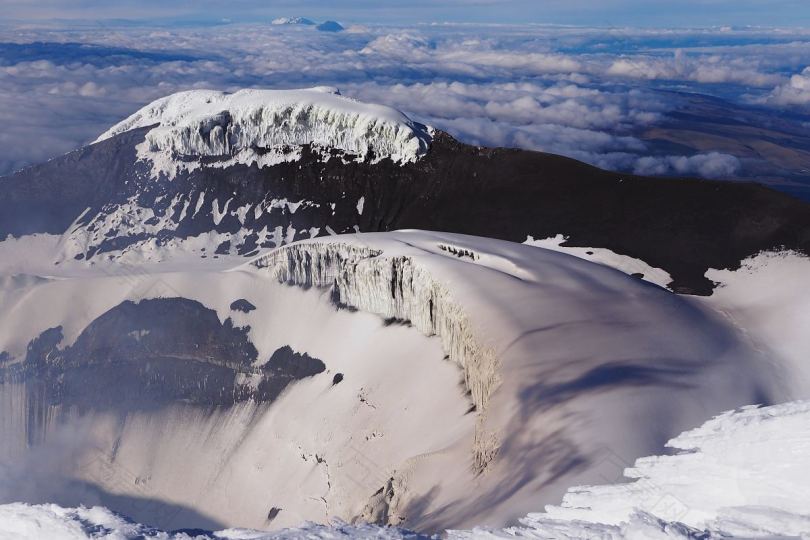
[271,17,316,25]
[317,20,345,32]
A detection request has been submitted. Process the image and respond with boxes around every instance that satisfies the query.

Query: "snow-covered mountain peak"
[271,16,316,25]
[95,87,432,176]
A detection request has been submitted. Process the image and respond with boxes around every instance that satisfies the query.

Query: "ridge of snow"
[524,234,672,288]
[0,504,430,539]
[94,88,432,178]
[4,400,810,539]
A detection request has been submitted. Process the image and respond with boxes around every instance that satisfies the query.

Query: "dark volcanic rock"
[2,129,810,294]
[230,299,257,313]
[252,346,325,401]
[1,298,324,410]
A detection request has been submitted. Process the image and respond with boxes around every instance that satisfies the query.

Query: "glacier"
[94,87,432,177]
[3,399,809,539]
[244,231,787,529]
[254,240,501,473]
[0,230,786,532]
[254,241,500,413]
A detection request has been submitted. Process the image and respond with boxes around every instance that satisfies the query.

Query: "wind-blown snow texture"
[0,503,430,539]
[455,400,810,540]
[3,400,809,539]
[95,87,432,176]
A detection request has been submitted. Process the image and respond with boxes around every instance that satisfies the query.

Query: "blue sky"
[3,0,810,27]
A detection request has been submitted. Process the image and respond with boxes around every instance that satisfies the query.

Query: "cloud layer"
[1,22,809,184]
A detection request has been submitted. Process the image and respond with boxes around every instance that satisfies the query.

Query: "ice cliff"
[95,87,432,176]
[254,241,501,418]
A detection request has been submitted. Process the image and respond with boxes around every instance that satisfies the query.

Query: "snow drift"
[454,399,810,539]
[94,87,432,176]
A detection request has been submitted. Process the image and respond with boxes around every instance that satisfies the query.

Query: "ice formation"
[254,242,500,413]
[94,88,432,176]
[254,241,501,472]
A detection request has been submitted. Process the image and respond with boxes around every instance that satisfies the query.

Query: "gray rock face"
[0,298,324,413]
[230,299,257,313]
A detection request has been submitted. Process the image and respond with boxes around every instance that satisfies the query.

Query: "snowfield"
[476,399,810,539]
[94,87,432,177]
[523,234,673,288]
[1,229,806,534]
[3,399,810,539]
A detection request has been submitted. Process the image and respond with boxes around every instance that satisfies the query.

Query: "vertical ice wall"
[94,88,433,176]
[254,242,502,470]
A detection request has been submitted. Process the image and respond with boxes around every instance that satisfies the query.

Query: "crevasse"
[254,242,501,469]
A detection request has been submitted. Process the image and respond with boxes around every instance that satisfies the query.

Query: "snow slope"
[703,250,810,399]
[94,88,432,177]
[3,400,810,539]
[247,232,786,529]
[0,230,794,532]
[456,399,810,539]
[524,234,673,288]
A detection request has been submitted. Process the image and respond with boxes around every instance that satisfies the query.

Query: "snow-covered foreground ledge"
[94,87,432,177]
[459,399,810,539]
[4,400,810,539]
